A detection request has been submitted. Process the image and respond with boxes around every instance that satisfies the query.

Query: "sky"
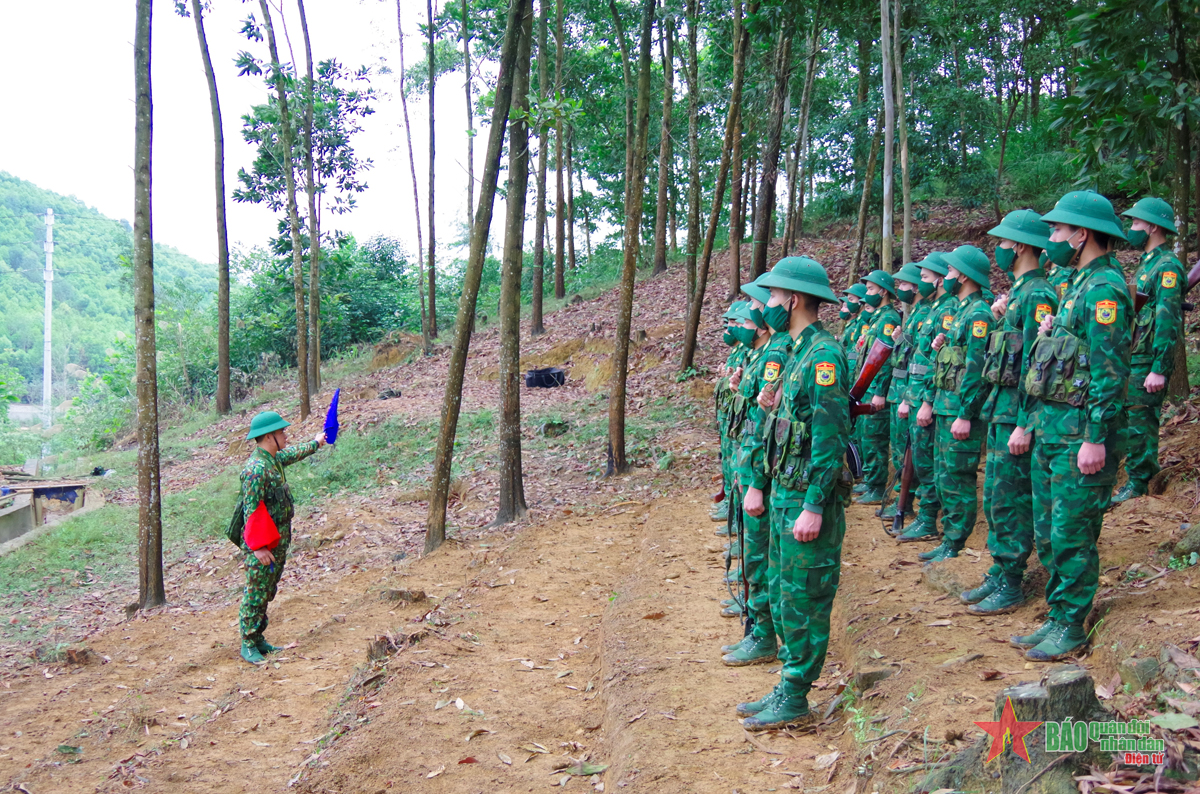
[0,0,489,266]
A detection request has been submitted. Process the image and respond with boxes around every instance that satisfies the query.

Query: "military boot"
[1109,483,1146,508]
[241,640,267,666]
[854,486,886,505]
[255,637,282,655]
[724,568,742,584]
[898,516,939,543]
[968,575,1025,615]
[742,684,815,731]
[852,483,869,496]
[879,502,913,521]
[715,522,733,537]
[1025,622,1088,661]
[721,635,751,654]
[725,542,742,559]
[710,498,730,522]
[1010,620,1057,649]
[959,574,998,605]
[918,540,958,563]
[736,683,782,717]
[722,634,777,667]
[720,602,743,618]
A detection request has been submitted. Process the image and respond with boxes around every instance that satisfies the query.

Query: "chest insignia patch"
[1035,304,1052,323]
[1096,299,1117,325]
[1163,271,1178,289]
[972,320,988,338]
[764,361,781,382]
[815,362,836,387]
[942,314,953,330]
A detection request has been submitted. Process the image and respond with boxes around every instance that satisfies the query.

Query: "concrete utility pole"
[43,208,54,429]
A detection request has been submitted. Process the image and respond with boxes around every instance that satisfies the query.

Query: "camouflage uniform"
[906,291,957,528]
[1122,246,1184,492]
[887,294,933,491]
[853,304,902,491]
[1026,252,1131,628]
[239,441,320,643]
[1046,262,1074,303]
[981,269,1058,579]
[930,291,994,550]
[717,342,750,513]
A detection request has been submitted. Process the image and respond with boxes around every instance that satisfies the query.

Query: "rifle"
[891,440,915,536]
[850,338,894,418]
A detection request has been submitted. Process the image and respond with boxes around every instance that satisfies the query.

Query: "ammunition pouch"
[1131,301,1154,355]
[932,344,967,392]
[982,329,1024,387]
[764,413,810,490]
[1024,332,1090,408]
[728,394,749,439]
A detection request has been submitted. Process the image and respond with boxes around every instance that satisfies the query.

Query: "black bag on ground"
[525,367,566,388]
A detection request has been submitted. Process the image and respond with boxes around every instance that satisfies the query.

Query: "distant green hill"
[0,171,215,400]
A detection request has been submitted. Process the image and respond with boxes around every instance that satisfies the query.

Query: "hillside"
[0,171,216,399]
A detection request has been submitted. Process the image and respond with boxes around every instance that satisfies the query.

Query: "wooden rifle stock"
[891,440,914,535]
[849,338,893,417]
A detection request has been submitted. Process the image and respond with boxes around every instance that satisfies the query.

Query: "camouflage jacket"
[931,291,995,419]
[735,331,794,490]
[1130,245,1184,376]
[853,304,902,399]
[1026,253,1131,444]
[886,297,933,404]
[906,292,957,405]
[716,343,749,425]
[842,313,870,370]
[1046,263,1074,303]
[240,441,319,549]
[981,268,1058,427]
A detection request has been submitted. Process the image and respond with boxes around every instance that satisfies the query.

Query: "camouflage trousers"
[910,416,940,521]
[737,480,775,642]
[858,405,891,488]
[1031,438,1120,626]
[768,485,843,689]
[983,423,1037,579]
[933,415,985,546]
[240,538,289,641]
[719,413,736,498]
[889,403,910,486]
[1121,405,1162,491]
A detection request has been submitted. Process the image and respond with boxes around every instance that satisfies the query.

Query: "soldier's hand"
[253,548,275,567]
[744,487,765,517]
[951,417,971,440]
[1077,441,1106,475]
[315,431,328,447]
[793,509,823,542]
[871,394,886,409]
[932,333,947,351]
[1007,426,1032,456]
[992,292,1008,319]
[891,325,903,343]
[1038,314,1054,334]
[729,366,744,391]
[916,401,934,428]
[1145,372,1167,393]
[897,400,910,419]
[757,382,778,410]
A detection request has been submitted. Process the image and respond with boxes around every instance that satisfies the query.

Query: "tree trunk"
[495,0,533,526]
[463,0,475,222]
[553,0,566,300]
[750,28,795,279]
[396,0,430,354]
[259,0,309,420]
[652,19,675,276]
[607,0,655,477]
[609,0,634,205]
[953,38,966,165]
[426,0,528,553]
[879,0,894,273]
[669,180,678,253]
[566,133,577,271]
[577,146,592,262]
[189,0,230,414]
[427,0,438,338]
[746,142,760,276]
[855,34,870,180]
[784,21,819,253]
[894,0,911,264]
[134,0,164,610]
[297,0,321,395]
[852,106,884,282]
[1168,10,1191,400]
[730,108,743,291]
[683,0,701,301]
[994,89,1023,222]
[531,0,550,336]
[680,0,745,371]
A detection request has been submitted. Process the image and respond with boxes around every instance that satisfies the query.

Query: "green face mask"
[749,307,765,329]
[994,245,1017,273]
[862,292,883,308]
[1127,229,1149,250]
[838,308,853,320]
[894,284,916,304]
[916,280,935,298]
[730,326,757,346]
[722,329,737,347]
[1045,230,1080,267]
[763,302,791,332]
[943,276,961,295]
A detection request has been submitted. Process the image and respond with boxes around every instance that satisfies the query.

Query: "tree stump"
[920,666,1111,794]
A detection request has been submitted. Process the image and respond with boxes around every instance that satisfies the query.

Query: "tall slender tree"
[426,0,528,552]
[749,27,794,278]
[783,20,819,252]
[426,0,438,338]
[682,0,701,300]
[495,0,534,526]
[566,132,578,271]
[463,0,476,221]
[182,0,231,414]
[259,0,310,419]
[893,0,911,263]
[134,0,165,610]
[297,0,321,392]
[530,0,550,336]
[607,0,655,476]
[651,18,675,276]
[553,0,567,300]
[880,0,895,272]
[396,0,430,354]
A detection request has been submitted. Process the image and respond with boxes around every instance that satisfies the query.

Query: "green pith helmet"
[741,275,772,305]
[846,283,868,301]
[989,209,1052,249]
[862,269,897,297]
[893,262,923,285]
[731,303,754,322]
[756,256,839,303]
[943,245,991,288]
[919,251,949,277]
[1122,197,1177,234]
[723,300,749,320]
[1040,190,1127,241]
[247,411,290,440]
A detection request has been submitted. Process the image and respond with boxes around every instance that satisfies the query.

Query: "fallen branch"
[743,728,784,755]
